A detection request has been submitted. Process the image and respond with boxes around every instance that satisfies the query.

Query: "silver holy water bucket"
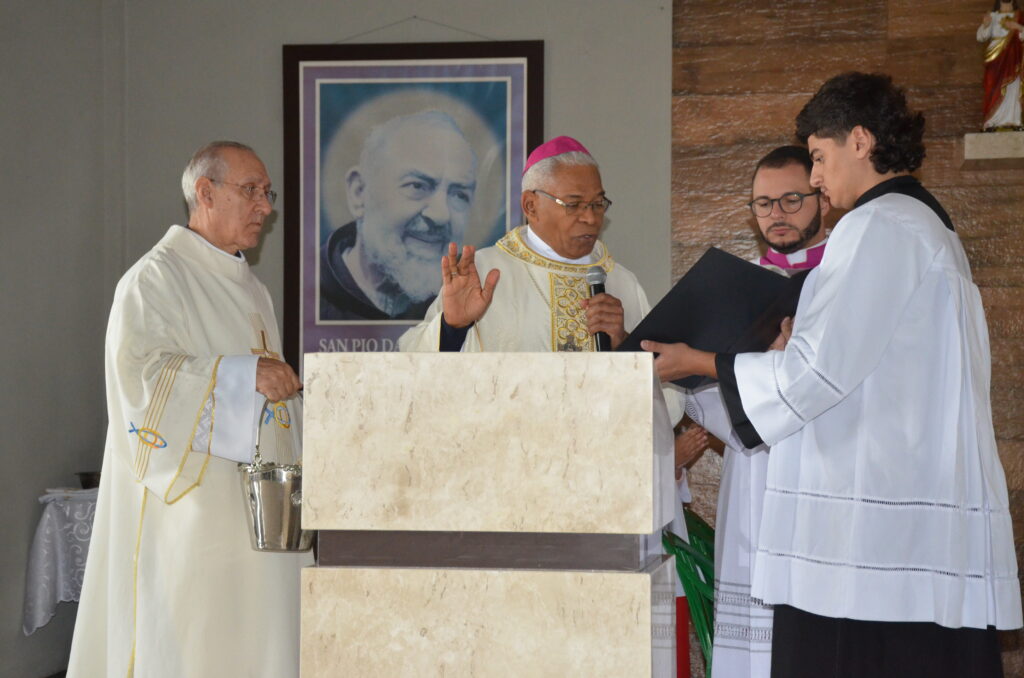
[238,399,314,552]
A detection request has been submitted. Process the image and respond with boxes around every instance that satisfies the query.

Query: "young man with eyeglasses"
[644,72,1021,677]
[68,141,308,678]
[400,135,694,677]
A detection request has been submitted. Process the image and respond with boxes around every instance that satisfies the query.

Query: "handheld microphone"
[586,266,611,352]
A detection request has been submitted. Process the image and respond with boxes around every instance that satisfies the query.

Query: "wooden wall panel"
[885,36,981,88]
[889,0,992,39]
[1000,440,1024,480]
[910,86,986,136]
[672,42,887,95]
[673,1,887,47]
[671,93,807,146]
[920,138,1024,187]
[672,143,779,195]
[994,389,1024,439]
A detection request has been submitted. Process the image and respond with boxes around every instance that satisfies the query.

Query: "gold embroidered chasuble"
[68,226,309,678]
[399,227,652,352]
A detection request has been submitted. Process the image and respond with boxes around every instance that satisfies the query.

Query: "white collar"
[181,225,247,262]
[523,225,595,265]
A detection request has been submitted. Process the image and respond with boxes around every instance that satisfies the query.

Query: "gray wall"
[123,0,673,316]
[1,1,112,675]
[1,1,670,674]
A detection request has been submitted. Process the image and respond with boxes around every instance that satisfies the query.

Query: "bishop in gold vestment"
[400,135,692,675]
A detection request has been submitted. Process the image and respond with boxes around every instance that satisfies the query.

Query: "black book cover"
[617,247,808,389]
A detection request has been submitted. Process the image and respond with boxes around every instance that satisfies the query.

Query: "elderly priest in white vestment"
[67,141,309,678]
[399,136,694,675]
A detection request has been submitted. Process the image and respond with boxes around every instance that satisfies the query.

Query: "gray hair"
[521,151,598,192]
[181,140,256,214]
[359,110,476,175]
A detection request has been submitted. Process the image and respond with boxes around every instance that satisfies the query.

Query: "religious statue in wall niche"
[977,0,1024,131]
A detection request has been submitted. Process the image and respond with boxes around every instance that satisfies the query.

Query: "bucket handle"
[252,394,302,468]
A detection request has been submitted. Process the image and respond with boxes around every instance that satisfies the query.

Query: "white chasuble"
[68,226,310,678]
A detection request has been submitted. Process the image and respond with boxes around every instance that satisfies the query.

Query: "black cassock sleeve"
[715,352,765,448]
[439,316,471,352]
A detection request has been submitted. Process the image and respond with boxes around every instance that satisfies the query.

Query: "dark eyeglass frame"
[532,189,612,216]
[208,178,278,206]
[747,190,820,218]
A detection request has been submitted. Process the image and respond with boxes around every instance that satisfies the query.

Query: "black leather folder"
[617,247,809,389]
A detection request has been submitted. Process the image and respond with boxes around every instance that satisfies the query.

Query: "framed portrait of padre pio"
[282,41,544,370]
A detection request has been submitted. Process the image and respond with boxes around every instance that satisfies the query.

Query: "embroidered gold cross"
[250,330,280,360]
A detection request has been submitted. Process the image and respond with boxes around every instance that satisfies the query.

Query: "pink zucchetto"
[523,136,591,175]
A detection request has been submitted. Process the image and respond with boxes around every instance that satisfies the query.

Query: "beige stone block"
[962,131,1024,170]
[300,560,676,678]
[302,352,674,534]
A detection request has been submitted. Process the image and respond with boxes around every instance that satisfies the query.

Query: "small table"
[22,488,98,635]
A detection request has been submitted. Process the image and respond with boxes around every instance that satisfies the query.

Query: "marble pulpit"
[300,352,678,677]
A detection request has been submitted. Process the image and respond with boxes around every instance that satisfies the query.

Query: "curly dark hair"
[795,72,926,174]
[992,0,1019,11]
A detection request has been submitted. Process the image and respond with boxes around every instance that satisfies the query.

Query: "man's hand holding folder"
[640,339,718,383]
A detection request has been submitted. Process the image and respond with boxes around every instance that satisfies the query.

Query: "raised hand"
[440,242,501,328]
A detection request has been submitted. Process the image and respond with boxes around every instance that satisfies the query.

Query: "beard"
[359,215,447,305]
[763,207,822,255]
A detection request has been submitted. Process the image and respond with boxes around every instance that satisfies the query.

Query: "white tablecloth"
[22,488,98,635]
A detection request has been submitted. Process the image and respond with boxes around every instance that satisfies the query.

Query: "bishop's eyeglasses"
[747,190,819,218]
[208,178,278,206]
[532,189,612,216]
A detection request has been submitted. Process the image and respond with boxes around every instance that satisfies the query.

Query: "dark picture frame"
[282,41,544,370]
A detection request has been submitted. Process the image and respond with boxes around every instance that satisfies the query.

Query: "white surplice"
[734,193,1021,630]
[68,226,311,678]
[686,240,827,678]
[688,389,772,678]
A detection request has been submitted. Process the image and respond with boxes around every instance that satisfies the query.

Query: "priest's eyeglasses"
[533,189,612,216]
[209,178,278,206]
[747,190,819,218]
